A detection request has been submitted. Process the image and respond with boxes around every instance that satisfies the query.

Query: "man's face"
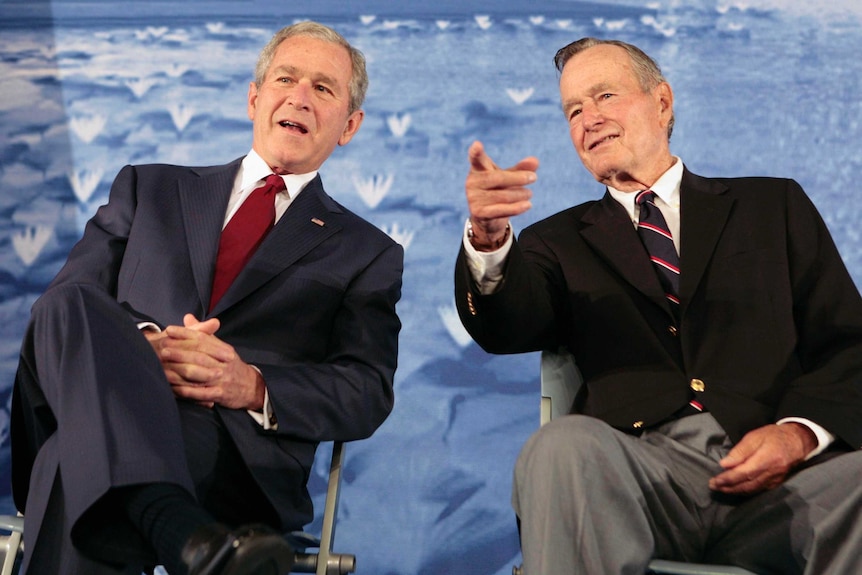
[559,44,673,191]
[248,35,364,174]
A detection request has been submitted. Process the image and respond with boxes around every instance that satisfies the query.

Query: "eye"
[314,84,333,95]
[277,76,294,84]
[600,93,614,100]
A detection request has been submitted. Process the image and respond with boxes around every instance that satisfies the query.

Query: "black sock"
[123,482,215,575]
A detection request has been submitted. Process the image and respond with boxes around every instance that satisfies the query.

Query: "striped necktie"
[209,174,285,311]
[635,190,680,317]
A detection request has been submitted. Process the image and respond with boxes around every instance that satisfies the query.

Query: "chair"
[514,348,757,575]
[0,515,22,575]
[0,441,355,575]
[289,441,356,575]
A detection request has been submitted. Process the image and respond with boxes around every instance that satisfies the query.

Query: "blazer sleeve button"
[466,291,477,316]
[690,378,705,393]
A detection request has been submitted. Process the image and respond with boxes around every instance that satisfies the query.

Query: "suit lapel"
[677,169,734,315]
[578,171,734,320]
[209,175,343,315]
[177,160,241,311]
[580,191,670,312]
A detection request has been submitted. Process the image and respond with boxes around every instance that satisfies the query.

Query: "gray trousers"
[513,413,862,575]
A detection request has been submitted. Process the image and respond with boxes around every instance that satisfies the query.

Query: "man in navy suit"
[455,38,862,574]
[12,21,403,575]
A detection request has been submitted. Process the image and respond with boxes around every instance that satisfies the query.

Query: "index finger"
[468,141,499,172]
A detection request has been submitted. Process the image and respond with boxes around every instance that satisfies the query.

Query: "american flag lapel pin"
[311,217,325,227]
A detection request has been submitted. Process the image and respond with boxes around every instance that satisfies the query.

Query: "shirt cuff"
[137,322,161,332]
[776,417,834,460]
[462,218,513,295]
[246,368,277,430]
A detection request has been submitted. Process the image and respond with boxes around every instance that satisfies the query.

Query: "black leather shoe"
[182,523,295,575]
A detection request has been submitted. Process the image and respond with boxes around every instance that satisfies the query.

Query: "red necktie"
[209,174,285,311]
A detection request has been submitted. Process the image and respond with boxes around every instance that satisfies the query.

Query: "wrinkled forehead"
[560,45,638,94]
[267,36,353,84]
[560,44,634,83]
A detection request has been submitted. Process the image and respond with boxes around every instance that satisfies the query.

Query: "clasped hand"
[144,313,265,411]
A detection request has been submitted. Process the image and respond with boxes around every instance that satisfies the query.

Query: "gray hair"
[254,21,368,114]
[554,37,674,139]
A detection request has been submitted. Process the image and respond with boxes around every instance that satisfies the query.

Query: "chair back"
[540,347,581,426]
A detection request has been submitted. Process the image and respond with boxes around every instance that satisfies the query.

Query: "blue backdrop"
[2,1,861,574]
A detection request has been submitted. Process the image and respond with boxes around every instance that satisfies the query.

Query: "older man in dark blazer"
[12,22,402,575]
[455,37,862,574]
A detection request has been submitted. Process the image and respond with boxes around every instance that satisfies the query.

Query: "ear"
[655,81,674,126]
[247,81,259,121]
[338,109,365,146]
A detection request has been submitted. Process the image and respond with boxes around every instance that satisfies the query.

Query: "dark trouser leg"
[12,284,195,573]
[177,401,279,529]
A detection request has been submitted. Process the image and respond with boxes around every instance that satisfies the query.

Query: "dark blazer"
[14,157,403,532]
[456,168,862,449]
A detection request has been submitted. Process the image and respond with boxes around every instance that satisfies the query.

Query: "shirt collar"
[240,149,318,199]
[607,156,683,218]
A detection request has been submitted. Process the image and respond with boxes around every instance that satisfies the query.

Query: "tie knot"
[635,190,655,206]
[263,173,286,194]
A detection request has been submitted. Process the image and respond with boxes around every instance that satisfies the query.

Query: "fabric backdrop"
[2,1,861,573]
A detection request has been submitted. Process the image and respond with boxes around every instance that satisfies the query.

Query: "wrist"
[784,422,818,458]
[467,219,511,251]
[247,364,266,411]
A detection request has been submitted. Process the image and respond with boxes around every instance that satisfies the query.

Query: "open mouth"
[278,120,308,134]
[589,135,618,150]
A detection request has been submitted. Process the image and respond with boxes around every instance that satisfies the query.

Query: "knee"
[516,415,615,476]
[27,284,136,361]
[33,283,111,317]
[30,284,124,337]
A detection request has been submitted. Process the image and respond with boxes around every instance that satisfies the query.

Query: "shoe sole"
[221,534,296,575]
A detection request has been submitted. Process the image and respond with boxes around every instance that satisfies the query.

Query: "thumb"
[184,313,220,335]
[513,156,540,174]
[719,439,757,469]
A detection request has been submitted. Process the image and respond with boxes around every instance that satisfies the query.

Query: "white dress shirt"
[225,149,317,228]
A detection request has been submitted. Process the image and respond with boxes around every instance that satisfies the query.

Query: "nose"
[287,81,312,110]
[581,102,603,130]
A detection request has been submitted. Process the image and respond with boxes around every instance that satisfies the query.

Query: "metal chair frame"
[0,441,354,575]
[292,441,356,575]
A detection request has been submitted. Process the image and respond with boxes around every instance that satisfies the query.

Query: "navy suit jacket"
[456,168,862,449]
[17,157,403,531]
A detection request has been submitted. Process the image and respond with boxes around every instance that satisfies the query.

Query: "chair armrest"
[0,514,23,575]
[0,516,23,534]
